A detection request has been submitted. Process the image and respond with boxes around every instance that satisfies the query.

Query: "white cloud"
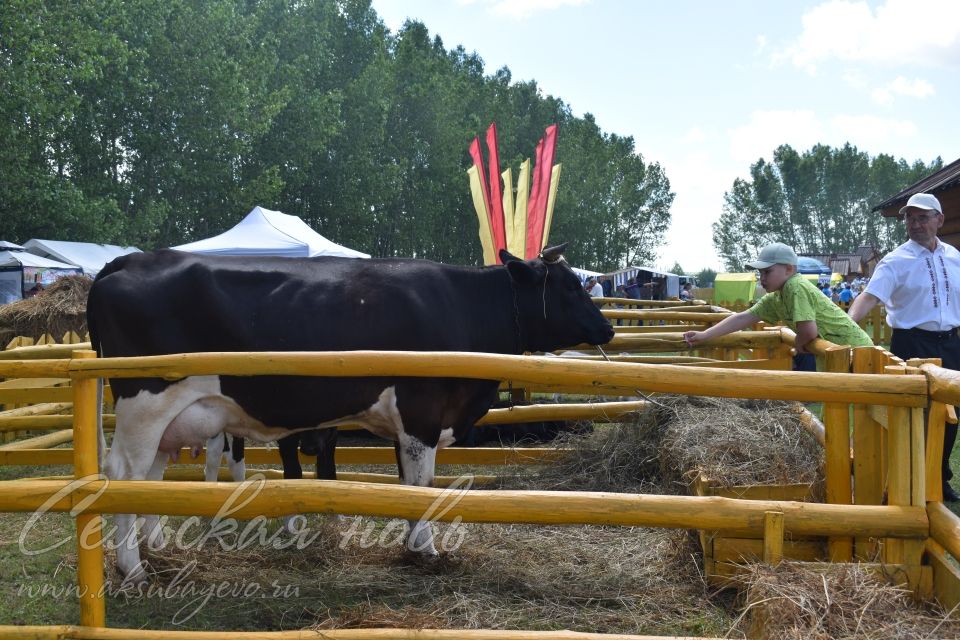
[755,35,768,54]
[775,0,960,72]
[482,0,591,19]
[871,75,935,104]
[681,127,706,143]
[828,114,917,148]
[728,110,824,165]
[655,151,732,272]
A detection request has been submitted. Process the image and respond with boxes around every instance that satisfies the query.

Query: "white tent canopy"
[173,206,369,259]
[23,239,140,277]
[0,250,82,304]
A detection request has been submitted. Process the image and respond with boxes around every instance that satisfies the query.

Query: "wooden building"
[873,156,960,248]
[804,247,880,279]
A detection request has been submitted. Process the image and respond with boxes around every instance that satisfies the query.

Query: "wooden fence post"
[824,346,853,561]
[851,347,884,560]
[884,365,910,565]
[71,349,105,627]
[763,510,784,565]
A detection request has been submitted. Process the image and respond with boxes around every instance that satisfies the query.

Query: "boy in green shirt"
[683,242,872,370]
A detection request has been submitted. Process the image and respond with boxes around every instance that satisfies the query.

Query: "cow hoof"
[119,561,150,588]
[146,527,166,550]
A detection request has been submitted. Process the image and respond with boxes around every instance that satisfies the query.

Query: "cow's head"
[500,244,614,352]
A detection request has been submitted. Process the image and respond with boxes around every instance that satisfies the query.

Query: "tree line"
[713,143,942,271]
[0,0,673,271]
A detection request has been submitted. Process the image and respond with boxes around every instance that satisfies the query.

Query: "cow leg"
[228,435,246,481]
[143,451,168,549]
[396,432,439,555]
[313,429,338,481]
[103,408,166,585]
[204,433,226,482]
[278,435,304,534]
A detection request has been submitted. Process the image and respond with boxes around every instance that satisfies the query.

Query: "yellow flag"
[468,166,497,265]
[541,164,562,249]
[500,167,515,256]
[509,159,530,259]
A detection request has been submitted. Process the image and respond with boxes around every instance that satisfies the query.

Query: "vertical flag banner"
[525,124,558,259]
[468,123,561,265]
[485,124,506,252]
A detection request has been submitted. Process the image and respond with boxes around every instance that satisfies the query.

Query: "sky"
[370,0,959,273]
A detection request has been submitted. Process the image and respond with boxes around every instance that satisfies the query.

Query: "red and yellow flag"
[469,123,561,265]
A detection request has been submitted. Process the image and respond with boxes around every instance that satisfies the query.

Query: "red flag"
[468,137,490,224]
[485,123,506,256]
[526,124,558,258]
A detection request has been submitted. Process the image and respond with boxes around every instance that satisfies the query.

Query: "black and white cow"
[87,244,614,583]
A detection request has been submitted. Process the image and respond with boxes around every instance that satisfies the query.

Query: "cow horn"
[540,243,568,264]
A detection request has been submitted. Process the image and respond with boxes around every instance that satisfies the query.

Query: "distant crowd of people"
[583,275,676,301]
[820,277,868,305]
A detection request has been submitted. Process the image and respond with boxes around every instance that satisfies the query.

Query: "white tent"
[23,239,140,277]
[0,249,82,303]
[571,266,604,284]
[173,206,369,259]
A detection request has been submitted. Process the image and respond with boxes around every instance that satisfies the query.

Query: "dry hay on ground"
[731,561,960,639]
[656,395,823,493]
[523,395,822,497]
[98,511,727,634]
[0,275,91,344]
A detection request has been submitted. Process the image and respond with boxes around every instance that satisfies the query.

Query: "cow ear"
[499,248,520,264]
[505,257,544,286]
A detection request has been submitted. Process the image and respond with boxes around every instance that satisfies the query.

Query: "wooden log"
[53,350,927,406]
[763,511,784,565]
[921,362,960,406]
[823,347,852,562]
[0,430,73,450]
[0,446,571,467]
[612,324,708,333]
[928,501,960,563]
[71,349,104,627]
[0,479,929,540]
[0,401,648,433]
[885,366,910,565]
[570,330,781,352]
[926,402,948,502]
[35,468,501,487]
[926,538,960,613]
[851,348,884,561]
[550,355,720,363]
[0,415,115,432]
[0,402,72,417]
[0,342,91,360]
[600,310,730,322]
[793,404,825,446]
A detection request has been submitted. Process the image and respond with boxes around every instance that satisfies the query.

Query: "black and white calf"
[87,245,614,583]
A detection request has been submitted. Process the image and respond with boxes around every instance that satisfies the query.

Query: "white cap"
[745,242,798,269]
[899,193,942,216]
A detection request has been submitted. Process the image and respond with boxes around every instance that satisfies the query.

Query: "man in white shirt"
[849,192,960,501]
[585,277,603,298]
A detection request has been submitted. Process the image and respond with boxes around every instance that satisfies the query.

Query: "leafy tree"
[668,262,685,276]
[695,267,717,287]
[0,0,675,270]
[714,143,942,270]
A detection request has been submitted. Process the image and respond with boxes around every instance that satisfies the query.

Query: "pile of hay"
[657,395,823,493]
[0,275,91,344]
[732,561,960,639]
[526,395,822,496]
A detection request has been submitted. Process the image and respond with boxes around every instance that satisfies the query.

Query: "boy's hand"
[682,330,703,347]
